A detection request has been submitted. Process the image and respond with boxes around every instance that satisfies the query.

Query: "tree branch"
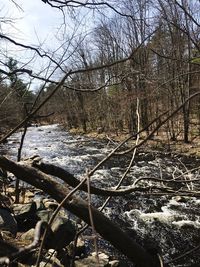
[0,156,159,267]
[116,91,200,155]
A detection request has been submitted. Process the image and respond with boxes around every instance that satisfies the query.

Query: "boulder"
[13,202,38,231]
[0,208,17,236]
[47,216,76,250]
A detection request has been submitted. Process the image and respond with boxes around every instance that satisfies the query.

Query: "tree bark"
[30,159,146,196]
[0,156,159,267]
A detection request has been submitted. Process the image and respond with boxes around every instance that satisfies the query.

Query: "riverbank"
[68,127,200,158]
[0,187,125,267]
[1,123,200,158]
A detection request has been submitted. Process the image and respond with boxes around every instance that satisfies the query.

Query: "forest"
[0,1,200,267]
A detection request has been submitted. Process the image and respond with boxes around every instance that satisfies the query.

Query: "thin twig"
[86,171,99,265]
[100,97,140,210]
[0,70,71,144]
[36,176,87,266]
[166,243,200,264]
[115,91,200,155]
[88,110,169,178]
[0,221,48,265]
[178,159,194,191]
[15,122,28,203]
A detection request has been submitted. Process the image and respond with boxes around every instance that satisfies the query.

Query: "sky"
[0,1,107,91]
[0,0,97,90]
[1,0,61,46]
[0,0,67,89]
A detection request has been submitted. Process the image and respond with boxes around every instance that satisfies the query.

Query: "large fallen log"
[30,158,151,196]
[0,156,160,267]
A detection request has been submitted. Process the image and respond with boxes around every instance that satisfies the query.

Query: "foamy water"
[1,124,200,266]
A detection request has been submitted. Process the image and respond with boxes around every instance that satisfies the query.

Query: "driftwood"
[0,156,160,267]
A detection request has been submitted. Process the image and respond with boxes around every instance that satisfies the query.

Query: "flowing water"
[1,124,200,266]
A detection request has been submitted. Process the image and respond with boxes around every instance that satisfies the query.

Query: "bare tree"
[1,1,200,266]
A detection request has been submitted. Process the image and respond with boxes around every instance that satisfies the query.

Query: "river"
[1,124,200,267]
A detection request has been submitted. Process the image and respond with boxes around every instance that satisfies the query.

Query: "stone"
[36,209,54,222]
[109,260,120,266]
[13,202,37,216]
[0,208,17,236]
[20,228,35,241]
[76,238,86,257]
[74,252,110,267]
[13,202,38,231]
[68,238,86,258]
[97,127,104,134]
[37,249,65,267]
[39,258,63,267]
[34,198,46,210]
[25,191,35,199]
[47,216,76,250]
[91,252,109,261]
[43,199,58,210]
[18,264,27,267]
[173,196,188,203]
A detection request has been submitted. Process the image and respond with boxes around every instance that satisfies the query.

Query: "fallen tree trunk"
[0,156,160,267]
[31,159,149,196]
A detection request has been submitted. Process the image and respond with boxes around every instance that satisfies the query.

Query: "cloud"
[1,0,61,46]
[0,1,90,90]
[0,1,67,90]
